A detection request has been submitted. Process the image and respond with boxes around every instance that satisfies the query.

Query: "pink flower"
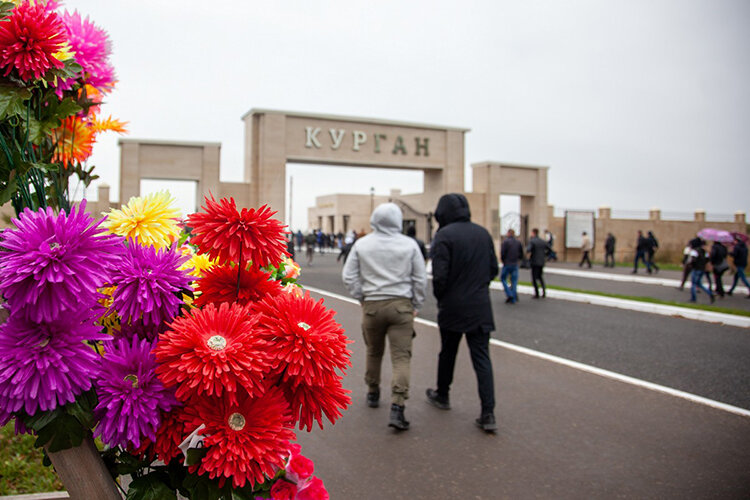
[286,453,314,483]
[270,479,298,500]
[59,10,115,91]
[297,476,329,500]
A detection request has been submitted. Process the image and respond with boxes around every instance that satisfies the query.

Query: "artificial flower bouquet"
[0,0,126,215]
[0,192,351,499]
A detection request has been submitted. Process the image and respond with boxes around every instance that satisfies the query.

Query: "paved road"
[534,262,750,311]
[293,253,750,499]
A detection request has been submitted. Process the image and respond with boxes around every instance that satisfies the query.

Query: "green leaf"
[0,84,32,121]
[53,98,82,122]
[0,2,16,19]
[34,413,86,453]
[65,388,98,429]
[0,173,17,205]
[125,472,177,500]
[185,446,209,467]
[21,408,63,432]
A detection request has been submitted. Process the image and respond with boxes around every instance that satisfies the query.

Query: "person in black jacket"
[709,241,729,298]
[727,237,750,297]
[500,229,524,304]
[604,233,616,268]
[527,228,547,298]
[425,193,499,432]
[646,231,660,273]
[632,230,651,274]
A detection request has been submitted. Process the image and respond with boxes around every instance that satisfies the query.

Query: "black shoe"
[367,390,380,408]
[631,270,637,274]
[388,404,409,431]
[532,295,540,299]
[505,297,512,304]
[475,413,498,433]
[425,388,450,410]
[710,294,715,304]
[727,290,733,296]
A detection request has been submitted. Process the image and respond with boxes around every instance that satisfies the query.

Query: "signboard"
[565,210,595,248]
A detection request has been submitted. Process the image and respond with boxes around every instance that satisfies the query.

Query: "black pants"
[579,251,591,268]
[713,269,726,297]
[436,327,495,414]
[531,265,545,297]
[605,251,615,267]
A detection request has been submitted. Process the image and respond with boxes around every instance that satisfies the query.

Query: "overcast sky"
[67,0,749,229]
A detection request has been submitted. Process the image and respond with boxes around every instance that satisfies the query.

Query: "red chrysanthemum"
[154,303,273,403]
[193,388,296,489]
[0,2,66,81]
[132,404,198,464]
[194,263,282,308]
[187,196,288,268]
[253,292,352,385]
[282,374,351,431]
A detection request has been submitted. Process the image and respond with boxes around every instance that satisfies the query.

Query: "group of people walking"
[342,194,499,433]
[678,234,749,303]
[500,228,548,304]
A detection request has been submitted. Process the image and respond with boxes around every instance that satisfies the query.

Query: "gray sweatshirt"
[341,203,427,310]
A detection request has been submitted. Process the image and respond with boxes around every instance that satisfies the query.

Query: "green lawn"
[0,422,63,495]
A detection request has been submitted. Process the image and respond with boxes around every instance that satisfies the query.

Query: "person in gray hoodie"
[342,203,427,431]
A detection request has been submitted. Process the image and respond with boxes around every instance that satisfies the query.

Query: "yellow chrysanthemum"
[52,40,75,63]
[178,246,216,278]
[102,191,181,248]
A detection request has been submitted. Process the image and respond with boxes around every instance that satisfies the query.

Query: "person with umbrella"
[686,239,715,304]
[727,233,750,298]
[697,228,734,297]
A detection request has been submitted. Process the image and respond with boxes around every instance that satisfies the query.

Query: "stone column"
[598,206,611,219]
[694,210,706,222]
[118,141,140,207]
[735,211,746,224]
[649,208,661,220]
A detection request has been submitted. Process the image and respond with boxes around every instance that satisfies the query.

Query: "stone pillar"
[649,208,661,220]
[735,211,746,223]
[598,206,611,219]
[694,210,706,222]
[97,184,111,214]
[119,141,140,207]
[251,113,287,217]
[201,144,221,202]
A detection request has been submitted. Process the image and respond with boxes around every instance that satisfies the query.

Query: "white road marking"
[304,285,750,418]
[543,266,749,294]
[491,283,750,328]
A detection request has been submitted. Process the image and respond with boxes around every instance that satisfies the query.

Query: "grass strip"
[515,281,750,318]
[1,422,63,495]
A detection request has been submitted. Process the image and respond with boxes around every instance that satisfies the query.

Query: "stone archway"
[242,109,469,223]
[471,161,550,243]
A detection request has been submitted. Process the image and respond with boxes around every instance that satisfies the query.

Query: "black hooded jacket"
[430,194,499,333]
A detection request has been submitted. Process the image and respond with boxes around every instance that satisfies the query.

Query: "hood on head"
[370,203,403,235]
[434,193,471,227]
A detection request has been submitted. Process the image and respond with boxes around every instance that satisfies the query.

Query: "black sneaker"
[475,413,498,433]
[367,390,379,408]
[425,388,450,410]
[388,404,409,431]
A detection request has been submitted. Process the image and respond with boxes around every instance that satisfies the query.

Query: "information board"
[565,211,595,248]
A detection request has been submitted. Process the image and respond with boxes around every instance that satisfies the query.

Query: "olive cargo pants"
[361,297,415,406]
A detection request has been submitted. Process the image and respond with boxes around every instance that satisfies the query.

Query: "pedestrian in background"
[710,240,729,298]
[727,235,750,298]
[579,231,592,268]
[500,229,523,304]
[425,193,499,433]
[646,231,660,273]
[544,229,558,262]
[687,240,715,304]
[342,203,427,431]
[527,228,547,298]
[604,232,616,268]
[406,224,428,261]
[632,230,651,274]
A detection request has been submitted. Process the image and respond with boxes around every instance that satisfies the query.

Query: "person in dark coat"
[604,233,616,268]
[500,229,524,304]
[425,193,499,433]
[646,231,660,273]
[709,241,729,298]
[527,228,547,298]
[406,224,428,261]
[632,230,651,274]
[727,236,750,297]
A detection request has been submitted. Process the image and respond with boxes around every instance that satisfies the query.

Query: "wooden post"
[45,436,122,500]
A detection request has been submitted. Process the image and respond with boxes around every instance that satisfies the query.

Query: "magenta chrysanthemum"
[0,310,108,416]
[0,1,67,81]
[59,10,115,91]
[110,242,190,327]
[0,201,123,323]
[94,336,177,449]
